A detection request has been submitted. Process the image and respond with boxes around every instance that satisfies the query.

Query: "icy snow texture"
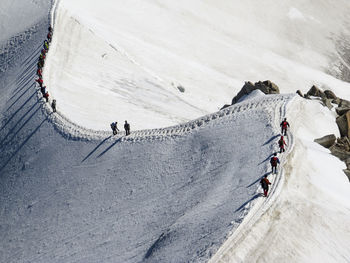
[45,0,350,130]
[1,1,350,263]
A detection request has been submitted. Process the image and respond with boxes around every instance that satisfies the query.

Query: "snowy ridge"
[38,87,294,143]
[210,96,297,262]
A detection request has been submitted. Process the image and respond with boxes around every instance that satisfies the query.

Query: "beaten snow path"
[0,19,295,262]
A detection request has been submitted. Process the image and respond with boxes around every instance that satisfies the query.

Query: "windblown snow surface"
[0,1,350,263]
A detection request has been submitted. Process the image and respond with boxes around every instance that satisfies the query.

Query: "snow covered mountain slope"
[0,23,292,261]
[44,0,350,130]
[1,1,350,263]
[211,98,350,262]
[0,11,294,261]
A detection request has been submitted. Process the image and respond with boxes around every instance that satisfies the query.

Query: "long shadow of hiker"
[235,193,262,212]
[97,137,123,158]
[258,152,277,166]
[246,172,271,188]
[262,134,280,146]
[82,136,112,162]
[0,117,47,173]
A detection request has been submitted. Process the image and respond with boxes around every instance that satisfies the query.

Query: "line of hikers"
[35,26,56,113]
[260,118,290,197]
[110,120,131,136]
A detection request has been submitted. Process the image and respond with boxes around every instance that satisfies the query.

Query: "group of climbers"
[35,26,56,113]
[110,120,131,136]
[260,118,290,197]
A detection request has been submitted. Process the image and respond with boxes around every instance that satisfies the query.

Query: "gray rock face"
[336,107,350,116]
[336,111,350,138]
[329,144,350,161]
[339,99,350,108]
[296,90,303,97]
[322,98,333,110]
[306,85,326,98]
[231,80,280,105]
[324,90,337,99]
[314,134,336,148]
[342,169,350,182]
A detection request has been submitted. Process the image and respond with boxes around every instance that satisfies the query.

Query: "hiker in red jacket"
[280,118,290,136]
[36,78,43,87]
[270,153,280,174]
[37,68,42,77]
[260,175,271,197]
[278,136,287,153]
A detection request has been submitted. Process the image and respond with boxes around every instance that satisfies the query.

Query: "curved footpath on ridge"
[2,2,350,263]
[0,11,297,263]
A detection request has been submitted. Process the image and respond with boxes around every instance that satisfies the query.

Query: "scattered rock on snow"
[321,98,333,110]
[231,80,280,105]
[296,90,303,97]
[177,85,185,93]
[336,107,350,116]
[314,134,336,148]
[342,169,350,182]
[336,111,350,138]
[306,85,326,99]
[324,90,337,100]
[220,104,231,110]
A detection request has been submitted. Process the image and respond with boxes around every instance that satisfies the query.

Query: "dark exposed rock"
[177,85,185,93]
[337,136,350,152]
[296,90,303,97]
[322,98,333,110]
[345,158,350,170]
[314,134,336,148]
[329,144,350,161]
[324,90,337,100]
[306,85,326,99]
[343,169,350,182]
[335,107,350,116]
[338,99,350,108]
[220,104,231,110]
[336,111,350,138]
[332,97,341,105]
[231,80,280,105]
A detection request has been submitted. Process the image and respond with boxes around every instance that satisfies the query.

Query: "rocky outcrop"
[309,87,350,182]
[322,98,333,110]
[231,80,280,105]
[296,90,303,97]
[314,134,336,148]
[306,85,326,99]
[324,90,337,100]
[336,111,350,138]
[335,107,350,116]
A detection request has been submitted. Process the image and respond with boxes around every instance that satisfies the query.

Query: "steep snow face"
[210,98,350,263]
[0,0,50,44]
[0,21,295,260]
[45,0,350,131]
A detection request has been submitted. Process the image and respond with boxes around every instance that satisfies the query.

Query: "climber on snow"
[51,99,56,112]
[278,136,287,153]
[124,120,130,136]
[260,174,271,197]
[270,153,280,174]
[280,118,290,136]
[110,121,119,135]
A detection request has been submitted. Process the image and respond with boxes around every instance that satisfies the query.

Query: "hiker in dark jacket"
[280,118,290,136]
[270,153,280,174]
[260,175,271,197]
[51,99,56,112]
[110,121,119,135]
[124,120,130,136]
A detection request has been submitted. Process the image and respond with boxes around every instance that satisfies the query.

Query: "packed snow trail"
[0,15,295,262]
[210,97,350,263]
